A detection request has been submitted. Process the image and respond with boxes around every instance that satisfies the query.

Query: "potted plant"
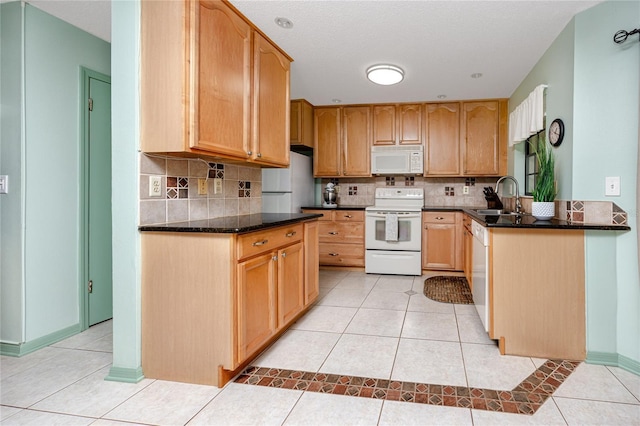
[530,139,557,220]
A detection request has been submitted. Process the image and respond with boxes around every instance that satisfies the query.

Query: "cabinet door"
[422,222,457,270]
[461,101,502,175]
[425,103,460,175]
[237,252,277,363]
[372,105,396,146]
[304,221,320,305]
[194,0,251,158]
[252,32,290,166]
[291,100,314,148]
[314,107,341,177]
[398,104,422,145]
[342,106,371,176]
[278,242,304,327]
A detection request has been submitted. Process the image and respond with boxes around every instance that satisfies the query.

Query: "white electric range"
[364,188,424,275]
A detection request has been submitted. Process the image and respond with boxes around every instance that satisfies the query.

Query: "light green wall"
[509,0,639,370]
[1,1,25,344]
[108,0,143,382]
[508,20,575,200]
[0,3,110,346]
[573,1,639,366]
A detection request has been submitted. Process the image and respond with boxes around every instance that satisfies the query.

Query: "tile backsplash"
[139,153,626,227]
[139,154,262,225]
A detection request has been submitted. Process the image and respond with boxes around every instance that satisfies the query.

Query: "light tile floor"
[1,269,639,425]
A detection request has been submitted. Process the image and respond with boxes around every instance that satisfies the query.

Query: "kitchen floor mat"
[423,276,473,304]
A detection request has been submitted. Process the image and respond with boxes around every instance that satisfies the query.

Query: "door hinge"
[88,280,93,293]
[88,98,93,111]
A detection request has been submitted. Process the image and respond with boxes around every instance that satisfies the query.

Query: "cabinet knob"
[282,252,287,258]
[285,231,297,237]
[272,255,278,261]
[328,252,339,256]
[247,151,252,156]
[257,153,262,158]
[328,231,338,235]
[252,239,268,246]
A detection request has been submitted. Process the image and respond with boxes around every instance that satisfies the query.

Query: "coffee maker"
[322,182,337,208]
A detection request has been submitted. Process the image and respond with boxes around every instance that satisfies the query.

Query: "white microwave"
[371,145,424,175]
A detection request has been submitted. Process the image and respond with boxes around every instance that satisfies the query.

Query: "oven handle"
[366,212,421,219]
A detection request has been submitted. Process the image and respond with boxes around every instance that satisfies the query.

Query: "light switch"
[0,175,7,194]
[605,176,620,196]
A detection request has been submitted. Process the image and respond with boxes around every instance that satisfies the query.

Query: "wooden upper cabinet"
[461,100,507,176]
[195,0,251,158]
[398,104,422,145]
[140,0,292,166]
[424,103,461,176]
[252,32,290,166]
[372,105,396,146]
[342,106,371,176]
[372,104,422,146]
[313,107,341,177]
[290,99,314,148]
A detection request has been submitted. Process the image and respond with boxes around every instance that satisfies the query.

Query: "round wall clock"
[548,118,565,147]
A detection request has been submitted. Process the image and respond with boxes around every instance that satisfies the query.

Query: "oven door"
[365,211,422,251]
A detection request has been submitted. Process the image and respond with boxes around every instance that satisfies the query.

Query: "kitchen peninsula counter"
[138,212,322,234]
[140,212,321,387]
[420,206,630,231]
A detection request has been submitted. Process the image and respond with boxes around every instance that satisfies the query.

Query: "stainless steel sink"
[474,209,522,216]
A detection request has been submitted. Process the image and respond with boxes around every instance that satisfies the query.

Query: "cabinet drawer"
[318,222,364,243]
[423,212,456,224]
[237,224,303,260]
[301,209,332,221]
[331,210,364,222]
[319,243,364,267]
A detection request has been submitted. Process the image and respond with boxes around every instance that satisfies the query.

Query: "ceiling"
[23,0,601,106]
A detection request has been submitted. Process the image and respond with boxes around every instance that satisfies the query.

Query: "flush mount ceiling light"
[366,64,404,86]
[274,17,293,29]
[437,94,447,99]
[471,72,483,79]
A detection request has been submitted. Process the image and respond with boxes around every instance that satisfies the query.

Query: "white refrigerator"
[261,151,315,213]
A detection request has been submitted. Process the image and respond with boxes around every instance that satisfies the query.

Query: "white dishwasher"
[471,220,490,332]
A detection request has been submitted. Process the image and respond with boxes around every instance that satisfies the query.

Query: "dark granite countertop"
[138,213,323,234]
[422,205,629,230]
[301,205,369,211]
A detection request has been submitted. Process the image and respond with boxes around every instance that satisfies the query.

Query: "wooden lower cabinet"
[302,209,364,267]
[422,212,463,271]
[237,252,277,363]
[141,220,319,387]
[489,229,586,360]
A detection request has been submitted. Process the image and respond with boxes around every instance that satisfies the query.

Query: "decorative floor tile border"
[235,359,581,415]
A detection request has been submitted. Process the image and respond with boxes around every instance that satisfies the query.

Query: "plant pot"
[532,201,555,220]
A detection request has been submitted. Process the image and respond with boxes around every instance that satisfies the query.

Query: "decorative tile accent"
[239,181,251,197]
[465,177,476,186]
[405,177,415,186]
[166,176,189,199]
[208,162,225,179]
[348,185,358,196]
[385,177,395,186]
[235,359,580,416]
[445,186,455,196]
[613,212,627,225]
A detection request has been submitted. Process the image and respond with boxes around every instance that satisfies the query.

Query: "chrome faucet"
[495,176,522,214]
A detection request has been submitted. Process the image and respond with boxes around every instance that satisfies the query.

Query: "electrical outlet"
[149,176,162,197]
[0,175,8,194]
[214,178,223,194]
[605,176,620,196]
[198,178,208,195]
[463,186,469,195]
